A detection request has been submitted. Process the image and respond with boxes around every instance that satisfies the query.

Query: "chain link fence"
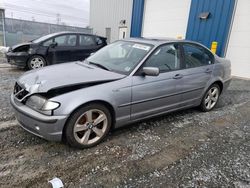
[4,18,92,47]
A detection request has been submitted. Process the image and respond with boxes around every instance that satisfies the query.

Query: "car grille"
[13,83,29,101]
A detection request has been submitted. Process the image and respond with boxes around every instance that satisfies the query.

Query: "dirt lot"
[0,61,250,188]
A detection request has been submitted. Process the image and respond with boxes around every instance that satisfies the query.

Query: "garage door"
[142,0,191,38]
[226,0,250,78]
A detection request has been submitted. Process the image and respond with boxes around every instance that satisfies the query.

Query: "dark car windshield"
[87,41,153,75]
[32,33,56,43]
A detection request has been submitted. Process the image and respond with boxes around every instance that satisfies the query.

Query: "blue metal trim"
[186,0,236,57]
[130,0,145,37]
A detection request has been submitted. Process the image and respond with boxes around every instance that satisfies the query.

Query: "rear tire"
[64,103,112,149]
[27,55,46,70]
[200,84,221,112]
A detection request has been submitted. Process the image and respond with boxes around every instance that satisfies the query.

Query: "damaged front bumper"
[10,94,67,141]
[6,52,30,68]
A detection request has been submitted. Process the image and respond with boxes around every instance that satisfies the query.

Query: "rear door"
[178,43,215,106]
[131,43,184,120]
[72,35,100,61]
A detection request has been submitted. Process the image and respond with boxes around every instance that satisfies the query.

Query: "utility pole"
[56,13,61,25]
[11,12,13,32]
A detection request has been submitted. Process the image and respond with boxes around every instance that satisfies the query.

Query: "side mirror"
[142,67,160,76]
[50,42,58,48]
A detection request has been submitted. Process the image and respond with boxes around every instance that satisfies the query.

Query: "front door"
[186,0,236,56]
[131,43,183,120]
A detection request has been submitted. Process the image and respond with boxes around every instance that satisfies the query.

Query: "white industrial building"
[90,0,133,44]
[90,0,250,78]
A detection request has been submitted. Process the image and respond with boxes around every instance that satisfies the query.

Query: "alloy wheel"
[30,57,45,69]
[73,109,108,145]
[204,87,219,110]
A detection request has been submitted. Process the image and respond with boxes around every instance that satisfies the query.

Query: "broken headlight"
[26,95,60,115]
[28,48,36,54]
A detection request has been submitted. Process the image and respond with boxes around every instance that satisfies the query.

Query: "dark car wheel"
[27,55,46,70]
[200,84,221,112]
[64,103,112,149]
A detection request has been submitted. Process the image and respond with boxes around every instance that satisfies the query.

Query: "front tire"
[64,103,112,149]
[27,55,46,70]
[200,84,221,112]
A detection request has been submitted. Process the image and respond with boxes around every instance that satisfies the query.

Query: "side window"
[183,44,213,68]
[54,35,76,47]
[67,35,77,46]
[43,39,53,47]
[79,35,95,46]
[144,44,181,73]
[54,35,67,46]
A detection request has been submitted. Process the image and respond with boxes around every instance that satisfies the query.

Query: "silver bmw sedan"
[11,38,231,148]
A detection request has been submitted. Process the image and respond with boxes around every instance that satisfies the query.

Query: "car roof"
[123,37,199,46]
[122,37,215,54]
[46,31,105,38]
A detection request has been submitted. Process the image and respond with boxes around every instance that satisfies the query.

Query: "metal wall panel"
[90,0,133,43]
[226,0,250,78]
[186,0,236,56]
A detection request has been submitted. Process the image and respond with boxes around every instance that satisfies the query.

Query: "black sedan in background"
[6,32,107,69]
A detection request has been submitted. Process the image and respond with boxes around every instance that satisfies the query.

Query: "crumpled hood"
[11,42,32,51]
[18,62,125,93]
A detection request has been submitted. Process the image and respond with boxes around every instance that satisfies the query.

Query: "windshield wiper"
[88,62,110,71]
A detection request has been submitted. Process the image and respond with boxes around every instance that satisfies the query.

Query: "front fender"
[51,77,132,125]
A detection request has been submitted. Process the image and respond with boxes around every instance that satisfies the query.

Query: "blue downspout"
[130,0,145,37]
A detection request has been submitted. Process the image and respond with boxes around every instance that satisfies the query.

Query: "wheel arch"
[62,100,116,141]
[211,80,223,94]
[200,79,224,106]
[26,54,47,66]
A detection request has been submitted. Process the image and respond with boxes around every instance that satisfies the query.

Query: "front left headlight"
[26,95,60,115]
[42,100,60,111]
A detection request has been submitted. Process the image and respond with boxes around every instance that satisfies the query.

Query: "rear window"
[96,37,103,45]
[79,35,95,46]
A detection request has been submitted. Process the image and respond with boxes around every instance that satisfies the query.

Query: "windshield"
[87,41,153,75]
[32,33,56,43]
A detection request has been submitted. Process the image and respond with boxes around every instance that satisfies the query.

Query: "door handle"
[173,74,183,79]
[205,68,212,73]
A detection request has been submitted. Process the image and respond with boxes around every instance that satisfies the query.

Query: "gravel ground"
[0,63,250,188]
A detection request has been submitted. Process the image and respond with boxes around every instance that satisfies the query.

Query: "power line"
[6,1,89,13]
[5,7,89,21]
[4,3,89,21]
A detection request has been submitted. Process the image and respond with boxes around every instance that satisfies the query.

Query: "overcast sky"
[2,0,89,27]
